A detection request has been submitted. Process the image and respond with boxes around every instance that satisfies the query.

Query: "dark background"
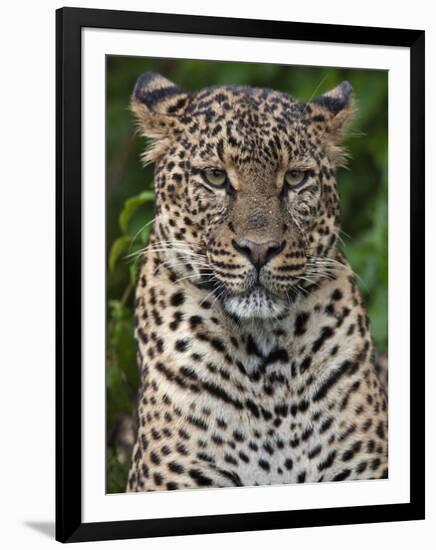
[106,56,388,493]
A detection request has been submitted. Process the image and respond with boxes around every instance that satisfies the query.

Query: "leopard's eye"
[284,169,307,189]
[202,168,227,188]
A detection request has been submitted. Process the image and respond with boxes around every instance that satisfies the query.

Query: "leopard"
[126,72,388,492]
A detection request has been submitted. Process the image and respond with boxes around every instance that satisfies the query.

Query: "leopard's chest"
[134,266,376,487]
[150,331,343,486]
[192,393,340,486]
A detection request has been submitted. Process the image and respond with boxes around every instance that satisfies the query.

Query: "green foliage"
[106,447,131,494]
[106,56,388,493]
[119,190,155,234]
[107,299,137,423]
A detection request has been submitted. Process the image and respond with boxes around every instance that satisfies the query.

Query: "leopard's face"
[132,73,353,319]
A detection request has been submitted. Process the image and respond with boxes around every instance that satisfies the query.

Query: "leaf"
[119,190,154,233]
[140,225,151,244]
[109,236,131,272]
[129,260,139,285]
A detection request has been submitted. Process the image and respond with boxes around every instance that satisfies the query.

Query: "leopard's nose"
[232,238,284,269]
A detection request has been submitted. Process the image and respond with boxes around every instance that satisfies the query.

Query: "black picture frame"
[56,7,425,543]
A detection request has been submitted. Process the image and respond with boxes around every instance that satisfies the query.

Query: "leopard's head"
[132,72,353,320]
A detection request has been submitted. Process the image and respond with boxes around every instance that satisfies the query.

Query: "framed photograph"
[56,7,425,543]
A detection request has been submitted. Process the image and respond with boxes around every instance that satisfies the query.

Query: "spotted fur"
[126,73,388,492]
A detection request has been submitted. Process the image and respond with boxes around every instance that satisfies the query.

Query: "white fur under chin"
[222,286,288,320]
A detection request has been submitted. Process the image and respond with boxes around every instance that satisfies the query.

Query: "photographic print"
[56,8,424,541]
[106,57,389,493]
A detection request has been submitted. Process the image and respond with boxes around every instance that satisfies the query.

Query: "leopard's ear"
[131,72,190,139]
[307,81,354,166]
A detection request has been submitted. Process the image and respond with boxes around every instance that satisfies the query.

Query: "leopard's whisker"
[153,264,212,277]
[296,275,320,288]
[129,217,156,250]
[199,285,221,307]
[171,273,216,285]
[131,247,207,259]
